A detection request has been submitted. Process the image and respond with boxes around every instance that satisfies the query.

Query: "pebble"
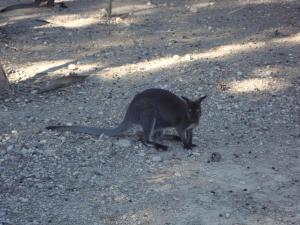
[115,17,122,24]
[116,139,131,147]
[68,64,77,70]
[138,152,146,157]
[40,140,47,144]
[151,156,162,162]
[189,6,200,13]
[183,54,192,60]
[210,152,222,162]
[19,197,29,202]
[173,55,180,60]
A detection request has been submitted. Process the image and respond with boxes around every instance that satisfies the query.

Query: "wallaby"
[0,0,54,13]
[47,88,207,150]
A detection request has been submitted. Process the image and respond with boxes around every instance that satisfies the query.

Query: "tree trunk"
[0,64,9,93]
[107,0,113,18]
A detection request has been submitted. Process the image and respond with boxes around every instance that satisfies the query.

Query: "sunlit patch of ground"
[227,77,290,93]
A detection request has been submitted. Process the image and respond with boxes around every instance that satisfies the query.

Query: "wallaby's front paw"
[156,144,169,151]
[184,144,192,150]
[183,144,197,149]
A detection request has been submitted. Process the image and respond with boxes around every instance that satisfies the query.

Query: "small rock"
[153,77,161,82]
[183,54,192,60]
[68,64,77,70]
[7,145,13,151]
[173,55,180,60]
[99,8,108,18]
[210,152,222,162]
[19,197,29,202]
[138,152,146,157]
[116,139,131,147]
[40,139,47,144]
[173,197,180,201]
[152,156,162,162]
[189,6,200,13]
[115,17,123,24]
[225,213,231,218]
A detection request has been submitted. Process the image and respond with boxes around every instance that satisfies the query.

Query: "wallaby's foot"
[183,143,197,150]
[154,143,168,151]
[143,141,168,151]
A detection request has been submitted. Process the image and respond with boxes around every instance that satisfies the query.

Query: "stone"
[210,152,222,162]
[151,156,162,162]
[184,54,192,61]
[189,6,200,13]
[116,139,131,147]
[68,64,77,70]
[173,55,180,60]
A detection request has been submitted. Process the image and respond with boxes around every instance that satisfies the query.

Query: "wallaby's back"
[125,88,189,127]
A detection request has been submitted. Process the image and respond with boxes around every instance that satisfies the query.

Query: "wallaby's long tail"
[46,121,131,137]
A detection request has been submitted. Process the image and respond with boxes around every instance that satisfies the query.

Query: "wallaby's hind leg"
[141,116,168,151]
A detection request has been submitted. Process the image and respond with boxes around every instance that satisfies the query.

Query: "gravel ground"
[0,0,299,224]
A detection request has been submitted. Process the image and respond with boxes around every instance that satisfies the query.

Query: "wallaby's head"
[181,95,207,124]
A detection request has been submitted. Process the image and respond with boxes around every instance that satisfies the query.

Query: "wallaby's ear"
[196,95,207,104]
[181,96,192,104]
